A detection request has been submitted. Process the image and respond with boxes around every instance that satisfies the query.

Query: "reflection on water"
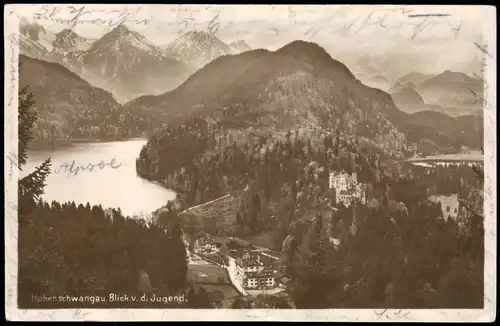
[23,139,176,218]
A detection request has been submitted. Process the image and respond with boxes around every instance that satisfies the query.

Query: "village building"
[193,234,219,256]
[234,252,276,289]
[329,171,366,207]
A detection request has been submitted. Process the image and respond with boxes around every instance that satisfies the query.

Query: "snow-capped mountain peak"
[165,31,235,68]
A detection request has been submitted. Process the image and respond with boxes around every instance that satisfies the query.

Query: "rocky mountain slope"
[67,25,190,103]
[51,28,94,56]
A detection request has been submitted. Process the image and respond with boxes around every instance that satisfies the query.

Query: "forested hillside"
[19,56,160,149]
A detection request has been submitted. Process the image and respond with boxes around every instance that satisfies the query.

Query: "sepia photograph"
[4,4,496,322]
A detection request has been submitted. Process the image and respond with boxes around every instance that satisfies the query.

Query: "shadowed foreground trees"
[18,201,188,308]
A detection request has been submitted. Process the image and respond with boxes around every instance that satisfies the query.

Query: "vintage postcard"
[4,4,496,322]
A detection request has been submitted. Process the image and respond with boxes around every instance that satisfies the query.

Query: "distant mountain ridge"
[128,40,482,156]
[390,70,484,116]
[396,72,434,86]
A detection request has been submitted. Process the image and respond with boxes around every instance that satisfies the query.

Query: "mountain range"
[388,71,484,116]
[416,70,484,115]
[126,41,482,155]
[70,25,190,103]
[396,72,435,87]
[19,20,253,103]
[18,18,482,154]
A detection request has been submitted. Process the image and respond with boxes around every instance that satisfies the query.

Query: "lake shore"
[72,137,146,143]
[30,137,148,151]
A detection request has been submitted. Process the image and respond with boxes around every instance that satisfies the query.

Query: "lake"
[23,139,176,218]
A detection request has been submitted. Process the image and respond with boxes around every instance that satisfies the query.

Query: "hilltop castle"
[329,171,366,207]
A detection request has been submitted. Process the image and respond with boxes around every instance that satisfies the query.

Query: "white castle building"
[329,171,366,207]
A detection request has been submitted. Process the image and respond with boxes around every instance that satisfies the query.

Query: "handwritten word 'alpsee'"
[33,5,152,28]
[54,158,123,177]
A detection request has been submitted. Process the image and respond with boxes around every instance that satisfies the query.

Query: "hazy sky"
[12,4,494,80]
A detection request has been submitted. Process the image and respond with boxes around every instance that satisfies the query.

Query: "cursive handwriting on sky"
[17,5,483,47]
[295,6,464,41]
[32,5,153,29]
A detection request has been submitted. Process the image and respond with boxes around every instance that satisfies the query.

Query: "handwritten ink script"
[33,5,153,28]
[301,6,463,40]
[7,33,19,108]
[6,152,20,182]
[73,309,92,320]
[177,12,221,36]
[54,158,123,177]
[374,309,412,320]
[470,42,491,108]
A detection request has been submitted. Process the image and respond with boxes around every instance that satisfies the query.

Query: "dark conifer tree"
[18,86,52,217]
